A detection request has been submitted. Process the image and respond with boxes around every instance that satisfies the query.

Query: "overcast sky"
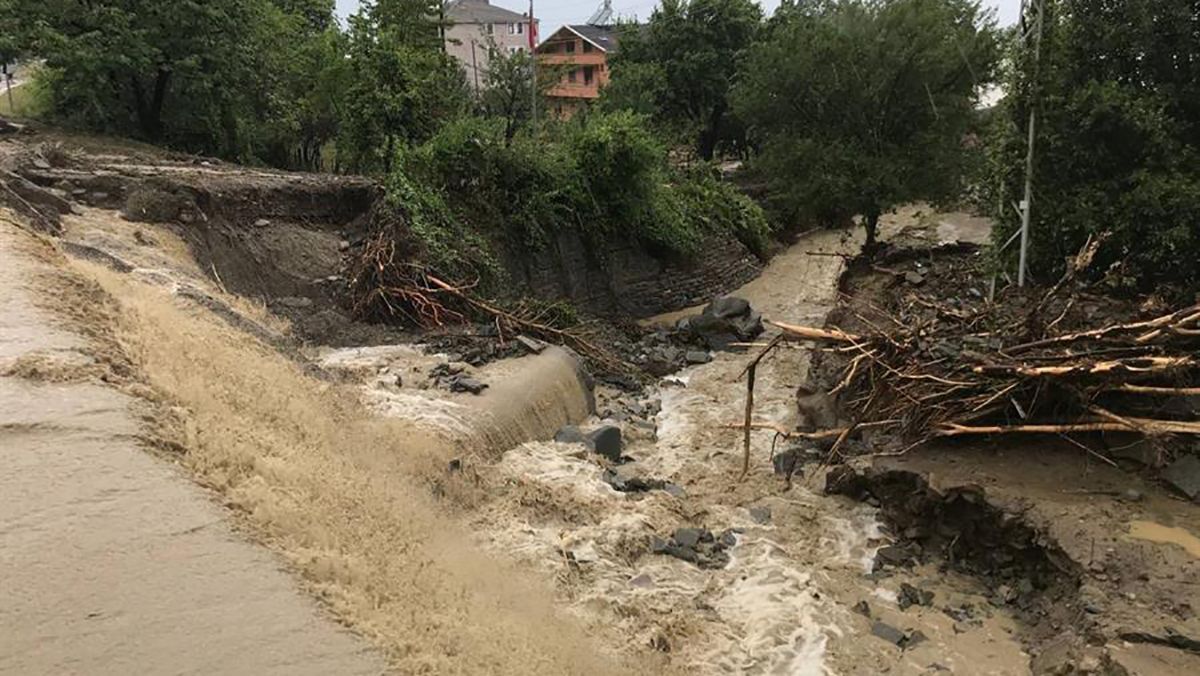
[335,1,1022,33]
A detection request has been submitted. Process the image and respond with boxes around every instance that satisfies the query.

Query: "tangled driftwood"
[736,238,1200,475]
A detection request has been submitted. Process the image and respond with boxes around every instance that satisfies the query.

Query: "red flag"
[528,0,538,50]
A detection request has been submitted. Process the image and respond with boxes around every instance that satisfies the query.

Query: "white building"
[444,1,538,90]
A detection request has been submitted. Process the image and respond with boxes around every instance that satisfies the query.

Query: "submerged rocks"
[554,425,586,444]
[601,467,681,495]
[898,582,935,610]
[870,621,927,650]
[586,425,623,462]
[650,527,739,570]
[555,423,624,461]
[429,362,488,395]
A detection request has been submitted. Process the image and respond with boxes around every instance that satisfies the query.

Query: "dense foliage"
[387,112,772,286]
[733,0,999,246]
[989,0,1200,294]
[7,0,464,170]
[10,0,349,166]
[337,0,468,172]
[604,0,762,160]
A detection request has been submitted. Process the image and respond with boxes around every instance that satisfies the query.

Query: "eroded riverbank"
[4,132,1197,674]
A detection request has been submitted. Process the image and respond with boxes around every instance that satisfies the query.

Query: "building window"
[583,42,594,53]
[567,68,577,83]
[486,23,494,35]
[508,23,524,35]
[508,46,524,54]
[565,41,575,54]
[583,66,594,85]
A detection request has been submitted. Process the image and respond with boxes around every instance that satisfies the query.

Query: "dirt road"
[0,218,386,675]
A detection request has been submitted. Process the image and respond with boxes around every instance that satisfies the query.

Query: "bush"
[378,112,774,292]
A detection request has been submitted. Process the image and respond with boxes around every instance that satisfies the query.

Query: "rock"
[685,350,712,365]
[871,621,906,646]
[663,483,685,498]
[652,526,733,570]
[445,361,469,375]
[338,239,350,251]
[772,448,803,478]
[585,425,623,462]
[875,544,917,568]
[992,584,1019,605]
[447,458,462,472]
[673,527,708,549]
[749,506,772,524]
[629,573,654,588]
[555,425,586,444]
[253,218,271,227]
[1162,454,1200,501]
[904,271,926,286]
[904,629,928,649]
[706,296,751,319]
[898,583,934,610]
[853,600,872,617]
[642,345,683,377]
[448,375,487,395]
[32,157,51,169]
[680,296,764,349]
[718,529,738,548]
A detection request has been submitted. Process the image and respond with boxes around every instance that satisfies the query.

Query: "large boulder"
[678,296,763,349]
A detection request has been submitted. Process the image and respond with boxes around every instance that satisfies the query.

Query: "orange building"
[536,24,619,118]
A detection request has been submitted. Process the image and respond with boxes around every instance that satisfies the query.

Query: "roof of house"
[537,24,620,53]
[569,24,619,52]
[445,0,530,25]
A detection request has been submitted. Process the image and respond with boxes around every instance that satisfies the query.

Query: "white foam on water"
[702,536,834,675]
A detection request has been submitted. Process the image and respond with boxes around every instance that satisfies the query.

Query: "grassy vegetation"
[0,81,38,118]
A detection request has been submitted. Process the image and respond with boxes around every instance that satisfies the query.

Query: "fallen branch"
[768,320,861,344]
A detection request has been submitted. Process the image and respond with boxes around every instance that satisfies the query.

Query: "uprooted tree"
[733,0,1000,248]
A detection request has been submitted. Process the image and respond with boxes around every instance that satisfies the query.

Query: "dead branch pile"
[744,241,1200,465]
[348,217,637,377]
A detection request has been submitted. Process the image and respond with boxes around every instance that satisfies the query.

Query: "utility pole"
[529,0,538,130]
[1017,0,1046,287]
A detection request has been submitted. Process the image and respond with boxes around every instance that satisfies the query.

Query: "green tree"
[989,0,1200,293]
[734,0,999,247]
[477,47,543,143]
[339,0,468,172]
[11,0,342,165]
[604,0,763,160]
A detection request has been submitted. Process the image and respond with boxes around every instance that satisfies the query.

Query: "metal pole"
[1017,0,1045,287]
[529,0,537,130]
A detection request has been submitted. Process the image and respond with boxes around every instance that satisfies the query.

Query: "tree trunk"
[131,68,171,140]
[698,103,725,162]
[864,209,880,252]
